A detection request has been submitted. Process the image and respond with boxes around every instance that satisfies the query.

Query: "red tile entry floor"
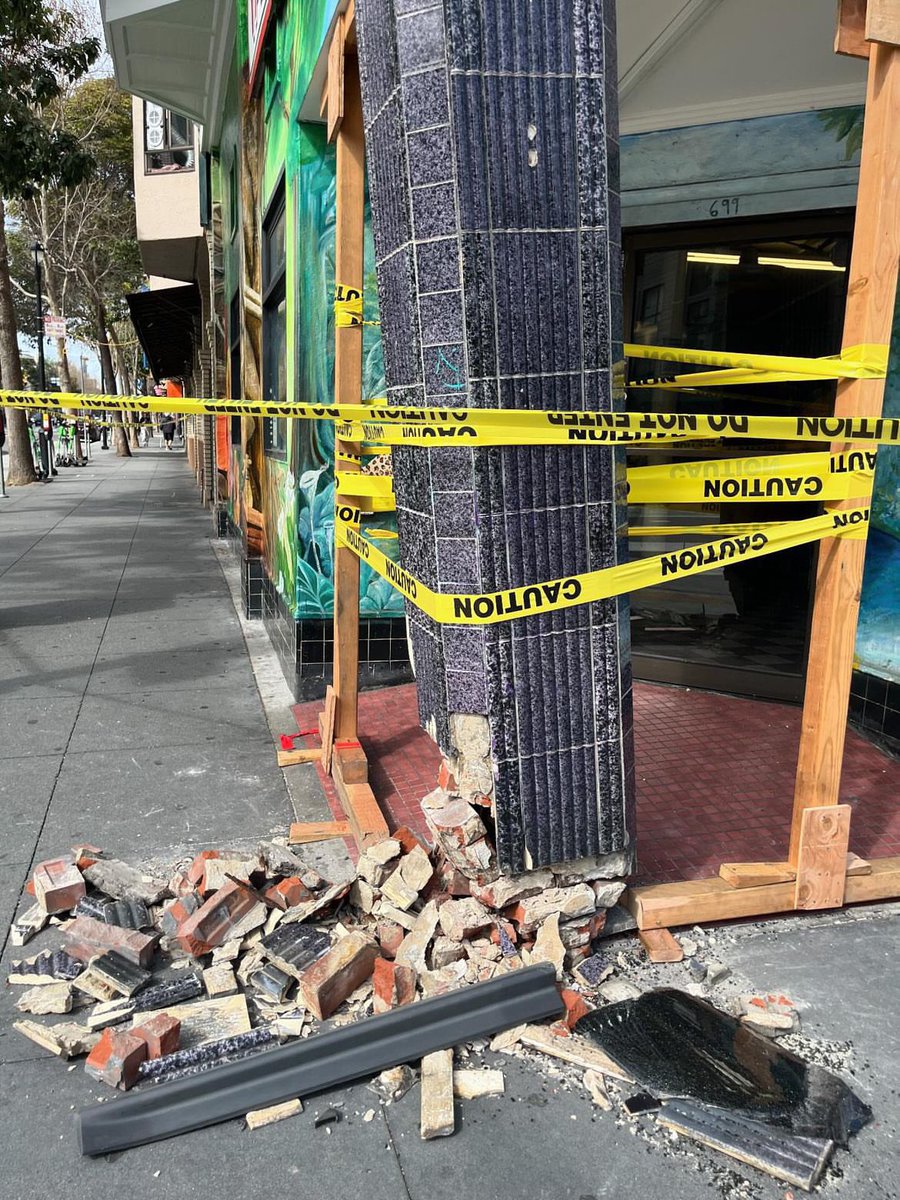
[292,682,900,885]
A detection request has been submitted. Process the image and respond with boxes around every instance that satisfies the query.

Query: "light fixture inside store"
[757,255,846,272]
[686,251,741,265]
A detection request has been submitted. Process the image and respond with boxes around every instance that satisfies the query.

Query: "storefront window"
[262,182,287,458]
[625,217,852,700]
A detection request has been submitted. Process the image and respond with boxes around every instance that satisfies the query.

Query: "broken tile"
[203,963,239,998]
[16,981,73,1015]
[13,1019,100,1059]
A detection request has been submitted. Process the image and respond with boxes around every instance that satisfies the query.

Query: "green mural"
[232,0,400,620]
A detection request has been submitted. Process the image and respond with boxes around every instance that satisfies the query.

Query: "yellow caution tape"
[335,507,869,625]
[334,283,380,328]
[624,342,888,381]
[626,450,875,503]
[5,389,900,446]
[334,471,394,498]
[338,450,875,505]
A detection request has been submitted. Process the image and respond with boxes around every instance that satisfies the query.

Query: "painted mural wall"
[856,291,900,685]
[232,0,401,620]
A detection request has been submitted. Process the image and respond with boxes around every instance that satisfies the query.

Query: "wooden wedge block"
[277,747,322,767]
[420,1048,455,1139]
[719,862,796,889]
[638,927,684,963]
[334,741,368,784]
[846,851,872,876]
[319,685,337,775]
[288,820,352,846]
[794,805,851,910]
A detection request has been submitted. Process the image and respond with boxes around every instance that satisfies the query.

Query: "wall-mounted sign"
[247,0,275,92]
[44,315,66,340]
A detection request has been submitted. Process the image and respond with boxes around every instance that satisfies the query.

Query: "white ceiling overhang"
[100,0,234,147]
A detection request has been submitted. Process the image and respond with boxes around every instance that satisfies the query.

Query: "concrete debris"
[14,1019,100,1059]
[16,981,74,1014]
[453,1068,505,1099]
[704,961,731,986]
[246,1098,302,1130]
[83,859,169,905]
[256,842,322,891]
[597,978,642,1004]
[529,912,566,978]
[438,897,492,943]
[203,963,239,997]
[420,1048,455,1139]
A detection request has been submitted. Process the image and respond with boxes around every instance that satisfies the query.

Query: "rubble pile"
[6,833,871,1192]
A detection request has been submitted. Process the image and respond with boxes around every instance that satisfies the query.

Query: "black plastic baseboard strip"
[77,963,563,1155]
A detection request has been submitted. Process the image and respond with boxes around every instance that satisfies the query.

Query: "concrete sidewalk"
[0,450,897,1200]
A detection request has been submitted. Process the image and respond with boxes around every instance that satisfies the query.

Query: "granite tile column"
[356,0,634,873]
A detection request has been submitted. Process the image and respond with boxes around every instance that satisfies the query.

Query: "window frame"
[142,102,196,175]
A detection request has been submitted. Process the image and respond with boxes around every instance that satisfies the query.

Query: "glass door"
[624,215,852,700]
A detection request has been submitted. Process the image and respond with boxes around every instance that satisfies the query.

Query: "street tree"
[0,0,98,483]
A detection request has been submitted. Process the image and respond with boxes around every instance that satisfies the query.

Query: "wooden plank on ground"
[420,1048,455,1139]
[794,804,852,910]
[790,39,900,862]
[638,927,684,962]
[836,0,871,56]
[867,0,900,45]
[623,855,900,930]
[719,862,796,889]
[277,747,322,767]
[332,752,389,849]
[288,820,352,846]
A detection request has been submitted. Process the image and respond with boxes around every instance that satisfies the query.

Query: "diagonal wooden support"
[789,38,900,866]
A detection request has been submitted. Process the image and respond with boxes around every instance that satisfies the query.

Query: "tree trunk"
[96,302,130,459]
[107,324,136,454]
[0,197,36,485]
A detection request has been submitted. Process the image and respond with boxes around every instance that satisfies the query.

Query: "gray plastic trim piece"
[78,963,563,1155]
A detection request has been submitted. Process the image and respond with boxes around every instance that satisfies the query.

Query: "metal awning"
[100,0,234,147]
[126,284,201,382]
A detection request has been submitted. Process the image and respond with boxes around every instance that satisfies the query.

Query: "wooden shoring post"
[331,19,364,746]
[789,37,900,869]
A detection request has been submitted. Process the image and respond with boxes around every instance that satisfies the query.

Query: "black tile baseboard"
[849,668,900,758]
[261,574,413,701]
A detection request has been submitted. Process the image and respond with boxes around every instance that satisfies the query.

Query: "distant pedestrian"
[160,415,177,450]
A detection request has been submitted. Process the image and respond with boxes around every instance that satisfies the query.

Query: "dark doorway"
[624,214,853,701]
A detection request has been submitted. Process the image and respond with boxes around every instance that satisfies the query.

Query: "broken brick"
[158,891,202,938]
[437,762,457,792]
[176,880,262,956]
[391,825,428,855]
[186,849,220,887]
[298,931,378,1021]
[262,876,313,910]
[376,920,405,959]
[429,936,467,970]
[559,988,593,1029]
[438,897,492,943]
[507,885,596,931]
[71,844,104,871]
[63,916,159,968]
[33,855,85,914]
[132,1013,180,1059]
[372,957,416,1013]
[85,1027,148,1090]
[83,859,169,905]
[468,870,552,910]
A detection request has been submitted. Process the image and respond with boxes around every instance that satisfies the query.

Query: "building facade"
[103,0,900,757]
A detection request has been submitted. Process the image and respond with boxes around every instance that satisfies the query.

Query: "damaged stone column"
[357,0,634,876]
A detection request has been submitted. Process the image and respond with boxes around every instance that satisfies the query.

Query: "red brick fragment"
[132,1013,180,1059]
[589,911,607,939]
[186,850,220,887]
[262,876,312,910]
[63,915,159,967]
[437,762,457,792]
[176,879,260,956]
[490,920,518,948]
[159,891,202,937]
[72,843,104,871]
[376,920,405,960]
[299,932,378,1020]
[559,988,593,1030]
[85,1028,147,1090]
[391,825,428,855]
[372,956,417,1014]
[33,855,85,914]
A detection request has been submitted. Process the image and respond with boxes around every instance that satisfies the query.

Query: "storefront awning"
[100,0,234,146]
[126,284,201,382]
